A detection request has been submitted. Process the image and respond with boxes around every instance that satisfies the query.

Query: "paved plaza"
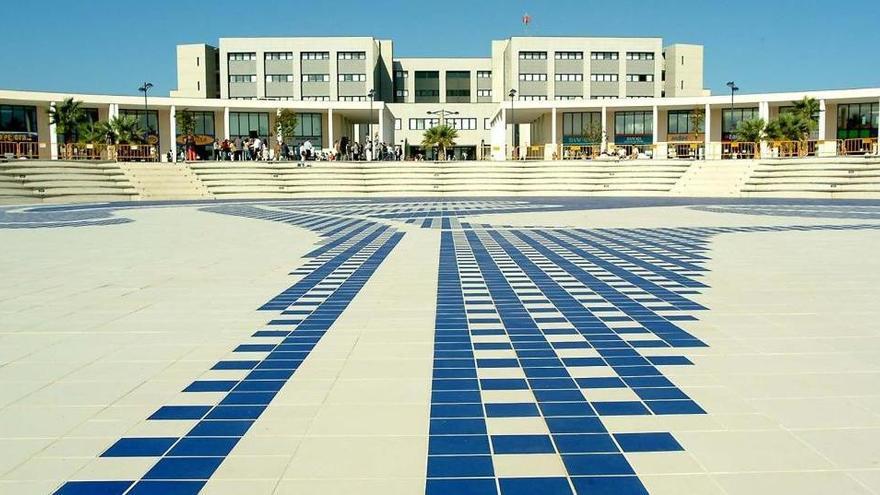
[2,198,880,495]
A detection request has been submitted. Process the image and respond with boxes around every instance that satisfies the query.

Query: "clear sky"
[2,0,878,97]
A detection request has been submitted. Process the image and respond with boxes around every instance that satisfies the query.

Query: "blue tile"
[546,416,607,434]
[634,387,690,400]
[553,434,619,453]
[480,379,528,390]
[575,377,626,389]
[491,434,556,454]
[101,437,177,457]
[143,457,223,480]
[187,420,253,437]
[204,405,266,420]
[127,480,206,495]
[614,432,683,453]
[211,361,258,370]
[562,454,635,476]
[427,455,494,478]
[592,401,650,416]
[499,477,573,495]
[53,481,132,495]
[646,356,693,366]
[426,479,497,495]
[570,476,649,495]
[429,435,491,455]
[166,437,240,457]
[485,403,540,418]
[148,406,211,421]
[646,400,705,415]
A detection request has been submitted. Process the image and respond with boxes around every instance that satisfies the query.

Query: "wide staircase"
[742,157,880,198]
[670,160,756,197]
[188,160,693,198]
[119,163,212,201]
[0,161,138,204]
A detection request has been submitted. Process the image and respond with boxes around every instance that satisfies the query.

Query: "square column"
[328,108,335,153]
[600,106,608,153]
[704,104,712,160]
[223,107,230,140]
[759,100,770,157]
[490,108,507,161]
[549,107,558,160]
[651,105,659,159]
[49,101,58,160]
[169,105,177,163]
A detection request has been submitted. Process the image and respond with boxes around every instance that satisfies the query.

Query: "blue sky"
[2,0,878,97]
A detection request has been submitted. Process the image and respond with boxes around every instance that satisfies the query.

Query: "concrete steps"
[0,161,138,204]
[742,158,880,197]
[189,160,693,197]
[119,163,212,201]
[670,160,755,197]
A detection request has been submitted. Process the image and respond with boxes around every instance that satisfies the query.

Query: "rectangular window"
[395,89,409,97]
[338,96,367,102]
[446,89,471,97]
[477,89,492,97]
[518,51,547,60]
[484,118,491,130]
[836,102,879,139]
[591,95,618,100]
[626,52,655,60]
[265,75,294,82]
[476,70,492,78]
[590,74,619,82]
[394,70,409,78]
[590,52,619,60]
[555,96,583,100]
[614,111,654,145]
[265,52,293,60]
[409,118,440,130]
[446,118,478,131]
[301,96,330,101]
[228,52,256,61]
[0,104,38,140]
[301,51,330,60]
[555,51,583,60]
[229,112,269,140]
[394,118,401,130]
[292,112,323,147]
[667,110,704,137]
[337,51,366,60]
[555,74,583,82]
[229,74,257,83]
[519,73,548,82]
[562,111,602,144]
[338,73,367,82]
[721,107,760,141]
[120,109,160,146]
[626,74,655,82]
[518,95,548,101]
[302,74,330,82]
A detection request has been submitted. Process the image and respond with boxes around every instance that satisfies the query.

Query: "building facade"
[0,35,878,162]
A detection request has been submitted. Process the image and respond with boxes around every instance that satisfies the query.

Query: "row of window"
[477,89,492,97]
[250,74,368,83]
[519,51,656,60]
[392,89,493,99]
[338,73,367,82]
[394,70,493,79]
[407,118,479,131]
[239,51,368,61]
[517,73,655,82]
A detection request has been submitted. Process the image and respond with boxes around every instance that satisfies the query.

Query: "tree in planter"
[790,96,820,155]
[48,98,88,158]
[110,115,144,145]
[175,111,198,161]
[688,108,705,141]
[422,125,458,161]
[734,118,767,158]
[581,122,603,157]
[275,109,299,158]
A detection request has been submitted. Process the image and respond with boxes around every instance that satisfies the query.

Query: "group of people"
[332,136,403,161]
[208,136,270,162]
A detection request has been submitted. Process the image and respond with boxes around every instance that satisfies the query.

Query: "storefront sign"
[614,135,653,146]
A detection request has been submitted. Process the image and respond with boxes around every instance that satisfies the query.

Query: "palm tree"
[734,118,767,158]
[792,96,820,130]
[110,115,144,144]
[422,124,458,161]
[48,97,87,145]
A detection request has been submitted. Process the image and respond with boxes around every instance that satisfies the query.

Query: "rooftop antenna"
[522,12,531,36]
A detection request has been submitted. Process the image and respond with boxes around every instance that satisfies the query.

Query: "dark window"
[721,108,759,141]
[562,112,602,145]
[614,111,654,145]
[837,102,879,139]
[0,105,38,141]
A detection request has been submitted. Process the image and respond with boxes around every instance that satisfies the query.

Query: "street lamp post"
[508,89,517,159]
[426,109,459,160]
[138,82,154,144]
[367,89,375,160]
[726,81,739,113]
